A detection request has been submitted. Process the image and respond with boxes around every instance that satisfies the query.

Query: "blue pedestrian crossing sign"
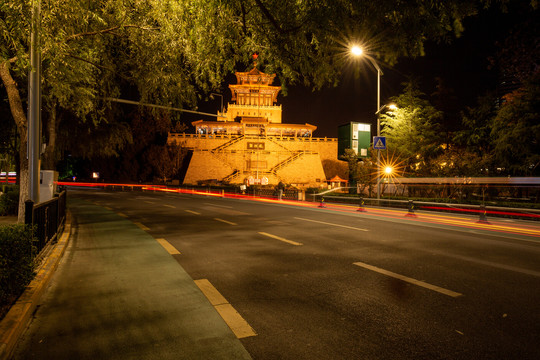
[373,136,386,150]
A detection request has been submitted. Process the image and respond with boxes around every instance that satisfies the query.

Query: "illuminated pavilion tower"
[169,57,337,187]
[192,56,315,137]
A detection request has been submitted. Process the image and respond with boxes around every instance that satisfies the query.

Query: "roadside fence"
[313,194,540,221]
[25,191,67,254]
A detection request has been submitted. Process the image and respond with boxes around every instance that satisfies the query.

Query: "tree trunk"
[42,104,58,170]
[1,60,30,223]
[16,124,29,224]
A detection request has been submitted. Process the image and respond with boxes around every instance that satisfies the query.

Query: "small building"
[168,61,343,187]
[328,175,349,189]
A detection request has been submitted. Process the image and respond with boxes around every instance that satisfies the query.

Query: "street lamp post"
[351,45,384,201]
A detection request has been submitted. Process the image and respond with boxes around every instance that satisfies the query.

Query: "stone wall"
[168,133,342,187]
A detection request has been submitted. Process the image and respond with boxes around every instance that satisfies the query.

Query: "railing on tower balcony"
[168,132,337,142]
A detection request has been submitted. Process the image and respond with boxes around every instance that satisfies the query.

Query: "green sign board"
[338,122,371,159]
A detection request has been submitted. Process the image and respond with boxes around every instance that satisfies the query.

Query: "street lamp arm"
[375,104,389,115]
[375,103,397,115]
[362,54,383,76]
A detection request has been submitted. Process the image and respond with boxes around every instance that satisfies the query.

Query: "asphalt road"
[68,189,540,359]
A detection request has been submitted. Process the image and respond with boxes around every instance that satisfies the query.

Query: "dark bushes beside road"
[0,224,36,319]
[0,185,19,216]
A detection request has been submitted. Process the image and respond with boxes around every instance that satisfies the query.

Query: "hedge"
[0,185,19,216]
[0,224,36,318]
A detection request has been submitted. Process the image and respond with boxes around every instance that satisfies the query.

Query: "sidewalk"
[8,197,252,360]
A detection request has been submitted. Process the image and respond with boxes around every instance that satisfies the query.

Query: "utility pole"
[28,0,41,202]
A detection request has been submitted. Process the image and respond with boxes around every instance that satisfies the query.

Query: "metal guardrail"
[24,191,67,254]
[312,193,540,221]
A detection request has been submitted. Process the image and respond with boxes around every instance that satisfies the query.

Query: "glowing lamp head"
[388,104,397,111]
[384,166,393,175]
[351,45,363,57]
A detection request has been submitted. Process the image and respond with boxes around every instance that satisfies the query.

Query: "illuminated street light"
[351,45,363,56]
[385,166,393,175]
[350,44,385,201]
[376,103,397,114]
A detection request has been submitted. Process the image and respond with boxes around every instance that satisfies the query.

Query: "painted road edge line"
[295,217,368,232]
[155,238,181,255]
[185,210,201,215]
[194,279,257,339]
[353,261,462,298]
[204,202,233,209]
[258,232,303,246]
[214,218,237,226]
[163,204,176,209]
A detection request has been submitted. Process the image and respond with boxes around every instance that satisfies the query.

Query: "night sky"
[185,5,529,139]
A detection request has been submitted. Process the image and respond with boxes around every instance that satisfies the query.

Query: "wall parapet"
[168,132,337,143]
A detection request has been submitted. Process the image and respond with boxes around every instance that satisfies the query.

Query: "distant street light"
[210,93,224,114]
[350,45,386,201]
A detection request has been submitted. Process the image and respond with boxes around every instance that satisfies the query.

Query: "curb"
[0,212,72,360]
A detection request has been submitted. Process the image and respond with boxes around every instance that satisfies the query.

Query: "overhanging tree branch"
[66,24,158,42]
[66,54,131,80]
[252,0,283,33]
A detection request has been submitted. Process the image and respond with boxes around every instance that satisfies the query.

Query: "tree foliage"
[491,75,540,175]
[452,4,539,176]
[0,0,525,220]
[380,81,443,175]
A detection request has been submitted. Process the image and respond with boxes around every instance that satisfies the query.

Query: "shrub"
[0,185,19,216]
[0,224,36,315]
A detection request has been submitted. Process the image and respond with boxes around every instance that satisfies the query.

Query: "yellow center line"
[117,212,128,218]
[194,279,257,339]
[353,261,463,298]
[185,210,201,215]
[214,218,237,226]
[155,238,181,255]
[258,232,303,246]
[133,222,150,231]
[294,217,369,232]
[103,206,112,210]
[163,204,176,209]
[145,201,155,204]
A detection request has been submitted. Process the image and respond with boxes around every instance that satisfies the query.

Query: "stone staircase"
[211,135,245,153]
[269,151,304,174]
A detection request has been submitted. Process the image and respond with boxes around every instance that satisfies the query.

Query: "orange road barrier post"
[406,200,417,217]
[357,197,366,212]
